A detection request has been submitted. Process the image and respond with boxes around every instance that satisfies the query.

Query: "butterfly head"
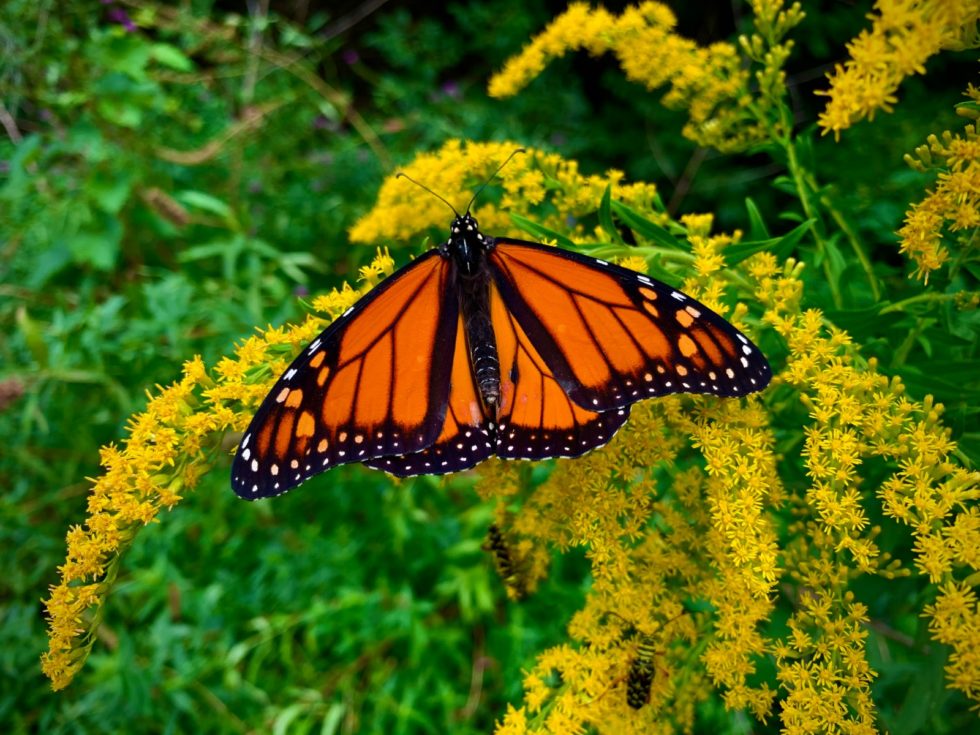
[445,213,490,277]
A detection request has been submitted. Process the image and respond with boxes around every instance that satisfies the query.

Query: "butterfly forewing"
[231,251,457,499]
[488,239,771,411]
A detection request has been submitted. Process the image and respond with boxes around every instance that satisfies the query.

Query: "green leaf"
[69,227,121,270]
[598,185,624,246]
[896,366,980,401]
[89,169,134,214]
[958,433,980,468]
[609,200,684,251]
[888,642,950,735]
[175,190,238,228]
[580,244,679,285]
[150,43,193,71]
[96,97,143,128]
[650,190,667,213]
[0,135,41,200]
[98,34,152,78]
[320,703,346,735]
[823,234,848,282]
[724,219,814,265]
[745,197,770,240]
[16,307,49,368]
[272,703,306,735]
[954,99,980,116]
[823,305,907,340]
[919,360,980,384]
[508,213,576,249]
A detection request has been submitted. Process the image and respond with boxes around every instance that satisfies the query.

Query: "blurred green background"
[1,1,978,732]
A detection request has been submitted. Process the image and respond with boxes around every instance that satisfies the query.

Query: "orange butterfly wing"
[363,272,633,474]
[488,239,771,412]
[363,309,494,476]
[490,280,630,459]
[231,251,457,499]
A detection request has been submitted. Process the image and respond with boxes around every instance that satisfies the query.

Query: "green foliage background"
[1,1,977,733]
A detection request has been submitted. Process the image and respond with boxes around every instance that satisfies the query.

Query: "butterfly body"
[232,212,771,499]
[444,216,502,410]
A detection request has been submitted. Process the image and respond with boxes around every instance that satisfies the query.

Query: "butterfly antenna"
[396,173,460,217]
[465,147,527,214]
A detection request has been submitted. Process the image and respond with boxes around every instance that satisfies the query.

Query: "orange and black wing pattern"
[488,239,771,413]
[231,251,457,499]
[362,309,494,476]
[489,279,630,460]
[489,238,772,413]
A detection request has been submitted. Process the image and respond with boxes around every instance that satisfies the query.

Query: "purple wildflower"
[107,6,137,32]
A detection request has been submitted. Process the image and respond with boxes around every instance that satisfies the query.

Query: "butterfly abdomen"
[457,262,501,409]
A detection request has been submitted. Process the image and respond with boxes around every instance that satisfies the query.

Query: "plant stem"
[879,291,962,314]
[784,140,844,309]
[819,192,882,300]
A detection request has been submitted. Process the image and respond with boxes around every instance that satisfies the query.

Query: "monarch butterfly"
[231,154,771,499]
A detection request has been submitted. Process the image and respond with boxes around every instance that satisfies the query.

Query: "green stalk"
[819,193,882,300]
[879,291,963,314]
[784,140,843,309]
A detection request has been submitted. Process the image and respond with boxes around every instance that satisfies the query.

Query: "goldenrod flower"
[349,140,657,246]
[899,100,980,282]
[817,0,980,137]
[488,1,804,152]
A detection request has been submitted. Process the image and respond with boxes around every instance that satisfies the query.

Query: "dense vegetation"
[2,1,978,733]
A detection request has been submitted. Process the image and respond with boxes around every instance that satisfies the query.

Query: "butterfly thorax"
[442,213,491,276]
[442,214,501,411]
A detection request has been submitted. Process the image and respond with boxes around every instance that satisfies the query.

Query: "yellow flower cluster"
[349,140,657,246]
[40,250,392,691]
[488,1,803,152]
[899,102,980,282]
[753,252,980,724]
[817,0,980,137]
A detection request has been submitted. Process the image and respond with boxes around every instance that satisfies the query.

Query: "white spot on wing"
[671,291,685,301]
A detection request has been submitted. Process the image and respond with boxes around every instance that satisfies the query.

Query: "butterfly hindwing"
[231,251,458,499]
[490,280,631,460]
[488,239,771,412]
